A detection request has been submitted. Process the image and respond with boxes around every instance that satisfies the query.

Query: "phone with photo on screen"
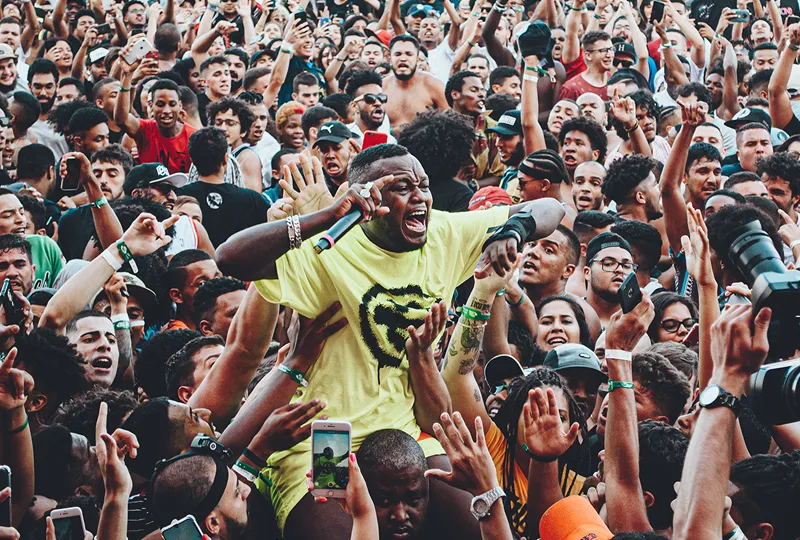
[50,507,86,540]
[311,420,351,499]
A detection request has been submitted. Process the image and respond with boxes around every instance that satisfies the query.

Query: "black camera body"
[749,359,800,425]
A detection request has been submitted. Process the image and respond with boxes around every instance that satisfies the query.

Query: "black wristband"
[521,443,559,463]
[481,211,537,253]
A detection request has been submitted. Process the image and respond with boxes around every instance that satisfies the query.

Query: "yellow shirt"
[253,206,509,530]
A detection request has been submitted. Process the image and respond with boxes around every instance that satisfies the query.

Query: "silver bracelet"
[286,217,297,249]
[291,215,302,248]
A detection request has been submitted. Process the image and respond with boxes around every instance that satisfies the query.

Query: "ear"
[682,171,689,185]
[177,385,194,404]
[169,287,183,305]
[643,490,655,509]
[309,126,318,141]
[591,149,600,162]
[26,393,47,413]
[652,414,670,424]
[204,511,222,536]
[635,190,646,205]
[562,263,576,281]
[580,243,587,259]
[490,83,500,94]
[291,92,298,101]
[74,485,94,498]
[540,179,551,192]
[584,264,590,279]
[198,319,214,336]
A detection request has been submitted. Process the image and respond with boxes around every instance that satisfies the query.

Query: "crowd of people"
[0,0,797,537]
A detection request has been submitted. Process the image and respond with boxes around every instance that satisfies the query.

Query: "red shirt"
[563,50,587,82]
[136,119,196,174]
[558,73,608,102]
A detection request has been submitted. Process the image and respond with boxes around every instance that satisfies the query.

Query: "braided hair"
[521,149,569,185]
[493,367,586,528]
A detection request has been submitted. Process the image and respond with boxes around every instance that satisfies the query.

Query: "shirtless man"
[383,34,449,128]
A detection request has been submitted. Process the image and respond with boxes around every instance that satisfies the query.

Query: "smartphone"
[617,272,642,314]
[123,38,154,65]
[162,515,203,540]
[0,466,10,528]
[61,158,82,193]
[0,279,22,329]
[294,10,308,24]
[34,6,50,18]
[682,323,699,346]
[95,23,112,35]
[310,420,351,499]
[731,9,750,22]
[788,14,800,26]
[102,0,113,10]
[650,0,665,23]
[145,49,160,60]
[50,508,86,540]
[362,131,388,150]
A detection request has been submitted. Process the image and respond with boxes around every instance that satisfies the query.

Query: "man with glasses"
[583,231,637,328]
[345,69,396,145]
[558,30,613,102]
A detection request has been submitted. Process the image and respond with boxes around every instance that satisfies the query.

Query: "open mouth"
[390,529,412,540]
[325,161,341,174]
[91,356,113,373]
[404,209,427,235]
[611,276,625,285]
[547,335,567,346]
[563,154,577,165]
[522,260,537,272]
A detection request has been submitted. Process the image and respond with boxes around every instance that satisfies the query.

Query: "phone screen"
[162,517,203,540]
[650,1,665,23]
[0,467,10,528]
[95,23,112,35]
[53,516,85,540]
[62,158,81,192]
[312,430,350,491]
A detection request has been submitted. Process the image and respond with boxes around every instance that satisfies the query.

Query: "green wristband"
[506,291,525,307]
[521,442,559,463]
[461,305,491,321]
[278,364,308,387]
[243,447,267,468]
[91,196,108,208]
[116,240,134,263]
[6,415,28,435]
[235,460,260,477]
[607,380,635,392]
[113,320,131,330]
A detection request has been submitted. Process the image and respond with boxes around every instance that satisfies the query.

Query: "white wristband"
[523,74,539,83]
[111,313,130,323]
[605,349,632,361]
[790,239,800,249]
[100,248,123,271]
[131,320,146,328]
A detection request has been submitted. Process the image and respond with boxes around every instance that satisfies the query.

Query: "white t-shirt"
[428,41,456,83]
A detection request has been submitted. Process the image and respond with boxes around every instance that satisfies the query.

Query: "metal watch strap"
[470,486,505,520]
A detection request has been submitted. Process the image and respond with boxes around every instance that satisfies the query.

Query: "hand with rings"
[359,182,374,198]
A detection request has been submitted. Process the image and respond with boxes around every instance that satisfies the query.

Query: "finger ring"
[364,181,374,190]
[359,188,370,198]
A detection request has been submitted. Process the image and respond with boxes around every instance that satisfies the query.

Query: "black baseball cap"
[123,163,189,196]
[585,231,633,264]
[613,42,637,62]
[313,121,357,147]
[484,354,525,387]
[487,110,523,136]
[543,344,604,377]
[725,107,772,131]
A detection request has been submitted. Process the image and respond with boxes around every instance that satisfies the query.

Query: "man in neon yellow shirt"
[216,144,565,540]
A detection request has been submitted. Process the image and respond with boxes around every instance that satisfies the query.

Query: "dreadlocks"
[521,149,570,184]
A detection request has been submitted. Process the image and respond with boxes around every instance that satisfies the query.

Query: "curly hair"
[610,90,659,141]
[602,154,657,204]
[275,100,306,131]
[396,110,475,182]
[493,367,586,517]
[729,451,800,539]
[53,388,138,443]
[207,97,256,139]
[706,203,785,271]
[507,319,537,366]
[444,70,480,107]
[676,82,712,108]
[536,295,593,349]
[647,291,698,343]
[756,152,800,196]
[638,420,689,530]
[344,69,383,96]
[631,351,691,424]
[558,117,608,163]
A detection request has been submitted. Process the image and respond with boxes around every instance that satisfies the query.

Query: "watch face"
[473,499,489,515]
[700,385,721,406]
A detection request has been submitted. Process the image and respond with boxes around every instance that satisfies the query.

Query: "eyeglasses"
[127,7,145,13]
[588,46,614,55]
[353,93,388,105]
[661,318,698,334]
[589,258,638,273]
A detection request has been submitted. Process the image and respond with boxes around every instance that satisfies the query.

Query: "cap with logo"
[585,231,633,265]
[124,163,189,195]
[313,121,357,147]
[88,46,110,65]
[725,107,772,131]
[487,110,522,137]
[613,42,637,62]
[539,496,613,540]
[365,28,392,48]
[0,44,16,63]
[543,344,604,378]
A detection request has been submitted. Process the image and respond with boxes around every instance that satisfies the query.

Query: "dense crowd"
[0,0,797,538]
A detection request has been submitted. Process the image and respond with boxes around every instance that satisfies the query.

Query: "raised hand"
[284,19,310,46]
[236,0,252,17]
[425,412,498,496]
[0,349,31,411]
[677,99,706,127]
[604,292,655,352]
[95,402,134,498]
[120,213,180,257]
[0,489,17,540]
[791,24,800,48]
[405,300,447,358]
[338,454,376,520]
[59,152,98,193]
[285,302,348,371]
[522,387,579,462]
[279,154,335,215]
[681,203,715,287]
[251,399,327,457]
[609,89,637,129]
[779,208,800,249]
[710,304,771,388]
[103,273,129,313]
[215,20,238,35]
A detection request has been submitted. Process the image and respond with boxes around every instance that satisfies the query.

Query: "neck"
[19,177,49,197]
[586,288,619,324]
[199,170,226,184]
[685,192,705,213]
[206,89,227,102]
[394,75,417,88]
[616,203,647,223]
[421,39,438,50]
[107,117,121,131]
[523,279,566,306]
[584,64,609,84]
[157,121,182,138]
[12,126,25,138]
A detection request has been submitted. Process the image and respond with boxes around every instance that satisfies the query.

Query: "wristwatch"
[470,486,505,520]
[698,385,741,416]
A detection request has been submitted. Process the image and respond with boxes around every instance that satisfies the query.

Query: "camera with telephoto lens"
[724,220,800,424]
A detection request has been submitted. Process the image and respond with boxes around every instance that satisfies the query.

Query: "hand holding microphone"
[315,176,394,253]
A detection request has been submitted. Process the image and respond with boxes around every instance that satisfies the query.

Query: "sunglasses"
[353,93,388,105]
[613,58,634,68]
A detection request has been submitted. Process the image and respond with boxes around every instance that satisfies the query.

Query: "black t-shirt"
[211,12,246,46]
[196,92,212,126]
[783,113,800,136]
[430,178,474,213]
[57,205,95,260]
[109,127,124,145]
[177,181,269,246]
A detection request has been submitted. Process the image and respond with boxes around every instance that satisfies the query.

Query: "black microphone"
[314,210,363,254]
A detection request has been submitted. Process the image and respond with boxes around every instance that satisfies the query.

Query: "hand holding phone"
[731,8,750,22]
[0,466,10,528]
[123,38,154,65]
[362,131,388,150]
[61,158,82,193]
[50,507,86,540]
[618,272,642,314]
[650,0,665,23]
[311,420,351,498]
[162,515,203,540]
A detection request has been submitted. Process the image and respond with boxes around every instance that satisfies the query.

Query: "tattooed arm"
[441,269,512,439]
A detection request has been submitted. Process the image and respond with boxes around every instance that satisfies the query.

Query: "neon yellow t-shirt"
[253,206,509,530]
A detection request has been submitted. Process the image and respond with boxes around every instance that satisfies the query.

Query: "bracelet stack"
[493,3,507,12]
[286,216,302,249]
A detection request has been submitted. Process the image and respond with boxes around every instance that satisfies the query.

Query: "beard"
[393,64,418,81]
[39,96,55,114]
[231,78,242,93]
[506,142,525,166]
[646,208,663,221]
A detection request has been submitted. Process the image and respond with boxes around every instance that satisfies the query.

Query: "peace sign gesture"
[0,349,31,412]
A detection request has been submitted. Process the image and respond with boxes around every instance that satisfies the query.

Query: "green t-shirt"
[27,235,65,289]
